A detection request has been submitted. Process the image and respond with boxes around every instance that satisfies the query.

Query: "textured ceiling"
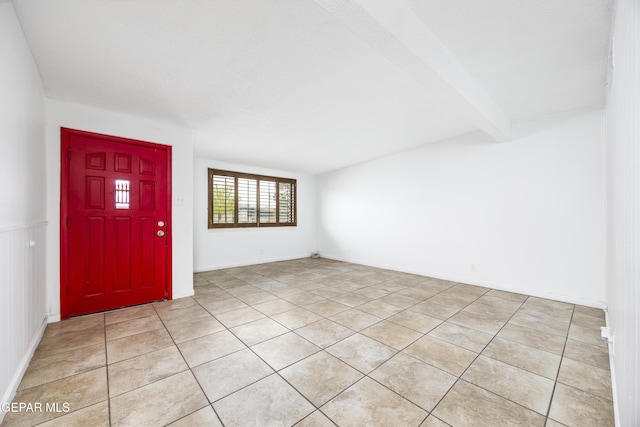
[12,0,613,174]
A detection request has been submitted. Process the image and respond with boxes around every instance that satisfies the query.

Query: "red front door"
[61,128,172,319]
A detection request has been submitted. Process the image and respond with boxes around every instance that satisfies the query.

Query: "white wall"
[45,99,195,320]
[0,3,47,420]
[317,109,606,306]
[194,158,316,271]
[605,0,640,424]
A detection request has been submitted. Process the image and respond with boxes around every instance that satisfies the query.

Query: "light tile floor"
[2,258,614,426]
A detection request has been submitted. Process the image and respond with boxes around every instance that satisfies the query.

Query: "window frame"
[208,168,297,229]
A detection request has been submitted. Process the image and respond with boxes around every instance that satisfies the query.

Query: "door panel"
[61,128,171,319]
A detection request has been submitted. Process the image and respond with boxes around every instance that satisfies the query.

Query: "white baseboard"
[605,310,620,427]
[0,316,48,424]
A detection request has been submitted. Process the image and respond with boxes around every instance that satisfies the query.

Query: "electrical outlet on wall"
[470,264,477,272]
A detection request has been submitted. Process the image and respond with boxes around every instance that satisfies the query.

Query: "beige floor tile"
[200,297,249,315]
[106,328,173,364]
[563,338,610,370]
[568,323,608,347]
[428,322,493,353]
[178,329,246,367]
[404,335,477,376]
[168,406,222,427]
[409,301,461,320]
[293,281,326,291]
[165,315,225,343]
[44,314,104,337]
[105,305,156,325]
[230,317,289,346]
[462,355,555,414]
[486,289,528,302]
[153,298,202,314]
[214,374,314,427]
[236,290,278,305]
[329,292,372,307]
[482,337,561,379]
[448,310,507,335]
[108,346,188,396]
[545,419,569,427]
[372,281,407,293]
[525,297,574,312]
[157,305,213,327]
[192,280,226,301]
[351,287,390,299]
[432,380,545,427]
[397,287,438,300]
[329,309,382,331]
[3,368,108,426]
[417,279,454,294]
[557,358,613,401]
[420,415,452,427]
[34,326,105,359]
[35,401,109,427]
[226,284,264,297]
[388,310,442,334]
[357,300,403,318]
[306,300,351,317]
[310,287,346,299]
[464,300,517,318]
[497,322,567,355]
[427,293,473,310]
[193,290,234,304]
[377,293,421,309]
[192,348,274,402]
[253,298,298,316]
[251,332,321,370]
[509,306,571,337]
[295,410,336,427]
[475,295,525,311]
[549,383,614,427]
[370,352,456,411]
[272,307,323,330]
[19,343,105,390]
[361,320,422,350]
[322,377,427,427]
[349,274,387,286]
[573,305,605,320]
[105,314,163,341]
[283,291,327,306]
[281,351,363,406]
[570,311,606,329]
[270,286,305,298]
[215,306,266,328]
[110,371,208,427]
[450,283,490,297]
[296,319,355,348]
[326,333,397,374]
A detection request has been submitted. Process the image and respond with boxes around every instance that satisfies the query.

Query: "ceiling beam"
[313,0,511,142]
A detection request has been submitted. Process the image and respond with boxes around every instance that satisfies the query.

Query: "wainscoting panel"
[0,222,47,421]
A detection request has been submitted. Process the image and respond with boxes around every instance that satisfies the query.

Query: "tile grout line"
[543,304,575,425]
